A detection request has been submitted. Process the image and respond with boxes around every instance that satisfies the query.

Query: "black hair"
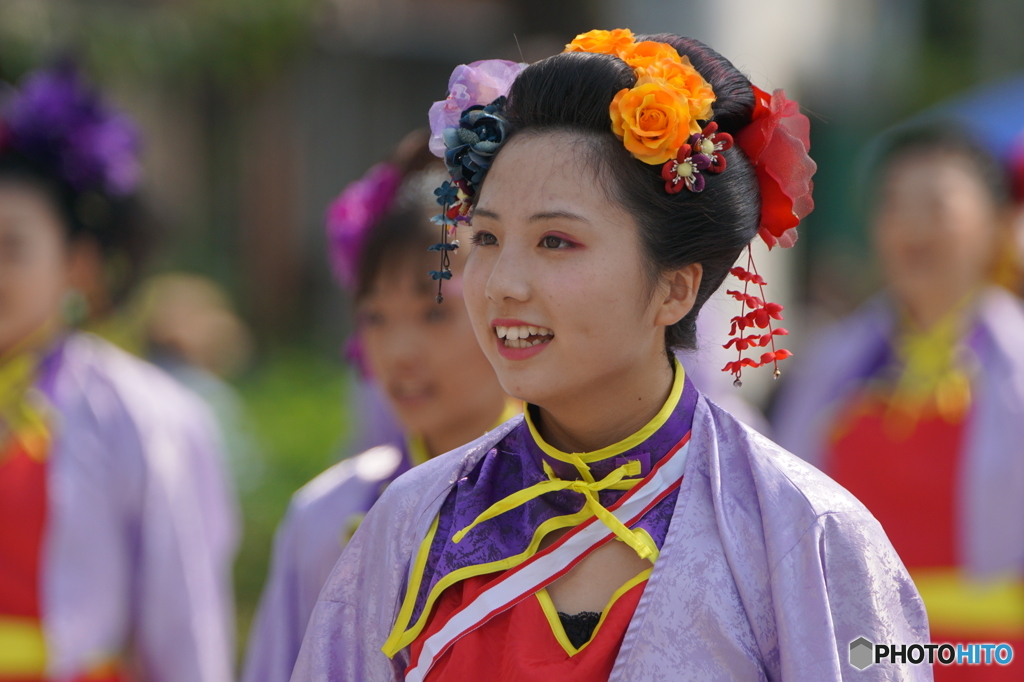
[354,134,446,301]
[355,203,438,301]
[0,147,151,303]
[870,121,1010,209]
[497,34,761,351]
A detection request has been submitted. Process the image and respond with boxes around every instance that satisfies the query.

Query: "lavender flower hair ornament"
[427,59,525,302]
[0,64,142,198]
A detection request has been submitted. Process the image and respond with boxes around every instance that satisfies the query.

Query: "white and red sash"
[404,433,691,682]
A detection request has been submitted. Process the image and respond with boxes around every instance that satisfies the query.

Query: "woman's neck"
[534,352,675,454]
[422,390,510,458]
[900,288,977,333]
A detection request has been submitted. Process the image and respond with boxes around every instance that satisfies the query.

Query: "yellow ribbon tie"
[452,459,656,560]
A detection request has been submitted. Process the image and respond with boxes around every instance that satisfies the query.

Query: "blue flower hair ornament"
[428,97,512,302]
[443,98,510,189]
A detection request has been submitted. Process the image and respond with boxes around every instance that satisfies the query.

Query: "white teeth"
[495,324,555,343]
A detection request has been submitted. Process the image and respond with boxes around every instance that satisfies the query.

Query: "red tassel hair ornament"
[722,245,793,385]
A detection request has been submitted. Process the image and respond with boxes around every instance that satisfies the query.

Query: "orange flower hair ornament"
[565,30,817,384]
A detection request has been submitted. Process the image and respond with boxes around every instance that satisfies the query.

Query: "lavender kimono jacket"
[773,287,1024,580]
[40,333,238,681]
[243,443,415,682]
[292,392,930,681]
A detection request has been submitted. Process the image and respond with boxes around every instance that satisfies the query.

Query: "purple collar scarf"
[383,363,698,656]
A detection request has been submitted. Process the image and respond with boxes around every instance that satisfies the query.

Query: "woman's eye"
[540,235,574,249]
[471,231,498,246]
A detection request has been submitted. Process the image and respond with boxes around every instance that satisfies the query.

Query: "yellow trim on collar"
[381,507,595,658]
[382,365,678,660]
[524,359,684,468]
[497,397,523,426]
[536,567,653,657]
[406,436,430,467]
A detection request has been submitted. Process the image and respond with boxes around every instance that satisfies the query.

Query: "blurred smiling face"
[874,151,1000,325]
[358,249,499,439]
[0,181,70,355]
[463,131,673,407]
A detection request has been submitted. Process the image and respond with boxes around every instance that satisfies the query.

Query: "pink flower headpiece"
[325,162,403,290]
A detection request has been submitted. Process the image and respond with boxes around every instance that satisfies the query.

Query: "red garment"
[0,440,128,682]
[0,441,47,619]
[828,396,1022,681]
[413,572,647,682]
[828,396,963,570]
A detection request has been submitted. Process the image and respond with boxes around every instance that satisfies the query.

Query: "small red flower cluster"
[722,246,792,384]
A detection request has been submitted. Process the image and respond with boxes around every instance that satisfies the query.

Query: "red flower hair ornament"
[735,86,817,250]
[723,86,816,384]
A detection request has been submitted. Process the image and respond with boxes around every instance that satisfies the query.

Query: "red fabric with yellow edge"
[0,440,129,682]
[412,571,646,682]
[827,395,1022,681]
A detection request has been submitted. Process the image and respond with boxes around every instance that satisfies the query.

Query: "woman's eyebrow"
[472,208,590,223]
[529,210,590,224]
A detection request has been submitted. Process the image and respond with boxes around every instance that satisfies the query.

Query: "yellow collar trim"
[524,358,684,466]
[497,396,523,426]
[536,567,652,657]
[406,436,430,467]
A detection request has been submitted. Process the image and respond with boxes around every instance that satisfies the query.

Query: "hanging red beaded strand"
[723,245,792,386]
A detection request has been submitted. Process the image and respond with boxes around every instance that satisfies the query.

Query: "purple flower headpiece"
[0,64,142,197]
[427,60,526,157]
[325,162,403,290]
[427,59,526,302]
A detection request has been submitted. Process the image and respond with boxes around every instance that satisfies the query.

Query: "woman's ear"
[66,236,110,318]
[653,263,702,327]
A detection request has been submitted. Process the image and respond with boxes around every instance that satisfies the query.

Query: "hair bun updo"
[499,34,761,351]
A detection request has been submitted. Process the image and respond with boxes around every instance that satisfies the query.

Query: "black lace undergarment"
[558,610,602,649]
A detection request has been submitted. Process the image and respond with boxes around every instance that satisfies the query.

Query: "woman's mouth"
[491,321,553,360]
[494,324,554,349]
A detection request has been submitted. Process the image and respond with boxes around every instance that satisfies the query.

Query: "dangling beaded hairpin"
[426,60,526,302]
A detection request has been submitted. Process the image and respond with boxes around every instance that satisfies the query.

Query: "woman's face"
[874,151,1001,325]
[359,250,503,440]
[0,182,70,355]
[463,131,681,407]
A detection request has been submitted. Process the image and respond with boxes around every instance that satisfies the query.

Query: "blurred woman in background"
[774,123,1024,680]
[241,131,516,682]
[0,65,238,682]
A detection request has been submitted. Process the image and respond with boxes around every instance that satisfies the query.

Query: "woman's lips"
[387,382,436,408]
[491,319,553,361]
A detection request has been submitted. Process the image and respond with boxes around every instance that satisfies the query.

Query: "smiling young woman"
[293,31,930,682]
